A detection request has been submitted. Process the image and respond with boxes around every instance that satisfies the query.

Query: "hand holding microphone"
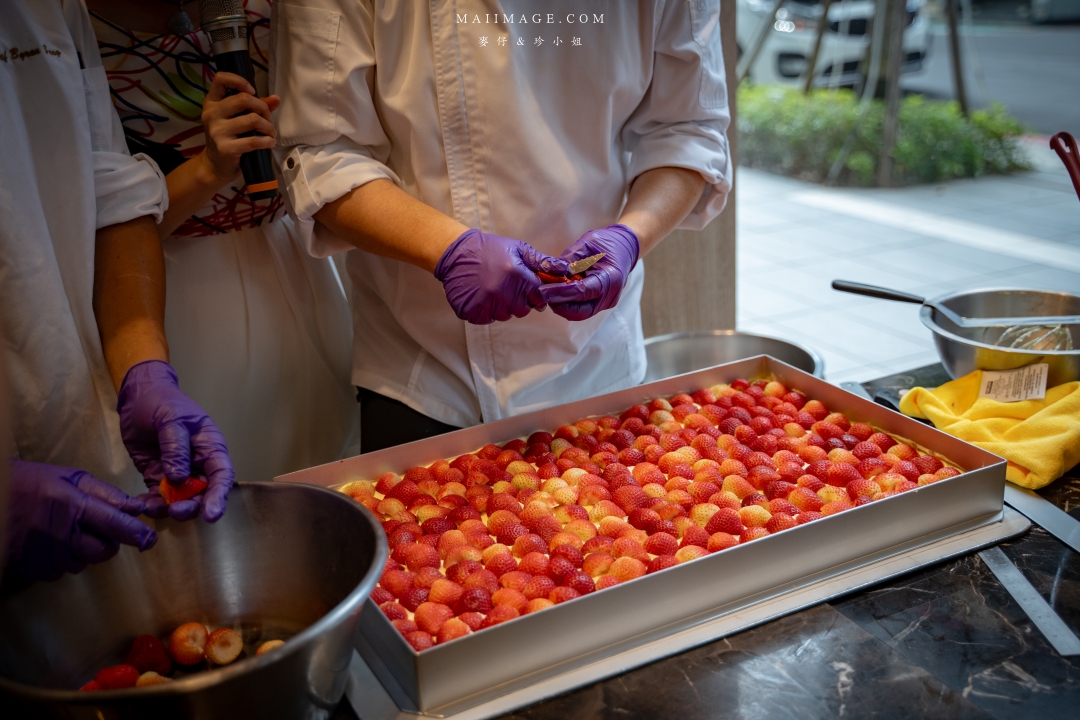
[199,72,279,185]
[198,0,278,200]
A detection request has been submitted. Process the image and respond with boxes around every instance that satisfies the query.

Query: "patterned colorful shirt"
[92,0,283,237]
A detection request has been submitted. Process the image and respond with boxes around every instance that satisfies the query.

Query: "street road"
[902,21,1080,136]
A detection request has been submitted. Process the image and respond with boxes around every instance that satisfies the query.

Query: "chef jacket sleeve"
[622,0,733,231]
[63,0,169,229]
[270,0,400,258]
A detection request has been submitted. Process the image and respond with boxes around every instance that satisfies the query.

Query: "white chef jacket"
[0,0,168,495]
[271,0,732,428]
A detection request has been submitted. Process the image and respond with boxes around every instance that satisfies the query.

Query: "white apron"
[0,0,168,496]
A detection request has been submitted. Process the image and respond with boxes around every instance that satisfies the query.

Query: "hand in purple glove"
[116,360,234,523]
[6,459,156,581]
[434,229,570,325]
[536,225,641,321]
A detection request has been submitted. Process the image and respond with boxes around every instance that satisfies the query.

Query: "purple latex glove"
[6,459,156,581]
[434,229,570,325]
[537,225,640,321]
[116,360,234,523]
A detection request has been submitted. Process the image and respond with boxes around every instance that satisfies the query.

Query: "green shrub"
[737,85,1030,186]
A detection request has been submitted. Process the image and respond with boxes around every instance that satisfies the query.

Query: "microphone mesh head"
[199,0,245,23]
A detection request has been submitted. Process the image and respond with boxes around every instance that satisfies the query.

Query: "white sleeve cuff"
[628,125,733,231]
[94,152,169,229]
[276,138,401,258]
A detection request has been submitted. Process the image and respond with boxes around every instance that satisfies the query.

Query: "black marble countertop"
[338,364,1080,720]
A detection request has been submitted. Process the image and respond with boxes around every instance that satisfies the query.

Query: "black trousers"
[357,388,461,453]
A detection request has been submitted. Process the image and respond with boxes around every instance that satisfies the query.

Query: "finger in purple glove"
[6,460,157,581]
[540,224,640,322]
[434,229,568,325]
[117,360,236,524]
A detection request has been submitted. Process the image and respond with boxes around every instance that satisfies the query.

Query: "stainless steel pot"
[920,288,1080,385]
[643,331,824,383]
[0,482,387,720]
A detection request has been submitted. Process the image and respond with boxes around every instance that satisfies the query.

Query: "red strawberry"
[765,513,797,534]
[93,664,140,690]
[405,631,434,652]
[380,602,408,621]
[370,587,394,605]
[644,532,679,556]
[454,588,493,615]
[549,586,581,604]
[204,628,243,666]
[168,622,208,665]
[826,463,861,487]
[867,432,897,452]
[680,524,710,549]
[481,605,520,628]
[414,602,455,635]
[80,680,103,692]
[796,511,825,524]
[551,544,584,567]
[391,619,418,635]
[912,455,944,475]
[647,555,679,574]
[126,634,172,676]
[705,508,743,536]
[158,477,208,504]
[401,586,429,612]
[522,575,556,600]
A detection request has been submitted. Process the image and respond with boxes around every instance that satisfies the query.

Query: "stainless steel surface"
[920,288,1080,385]
[642,330,824,382]
[345,509,1031,720]
[1004,483,1080,554]
[279,356,1005,713]
[832,280,1077,350]
[0,483,387,720]
[568,253,605,274]
[978,546,1080,656]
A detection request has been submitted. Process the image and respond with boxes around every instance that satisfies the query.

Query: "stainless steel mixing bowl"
[920,288,1080,386]
[643,330,824,383]
[0,482,386,720]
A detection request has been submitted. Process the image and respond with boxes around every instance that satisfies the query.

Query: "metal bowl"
[920,288,1080,386]
[643,331,824,383]
[0,482,387,720]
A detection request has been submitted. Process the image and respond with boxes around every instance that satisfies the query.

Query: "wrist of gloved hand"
[535,224,640,321]
[6,459,156,581]
[435,229,569,325]
[117,360,234,523]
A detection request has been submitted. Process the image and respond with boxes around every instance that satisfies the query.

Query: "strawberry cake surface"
[340,377,961,652]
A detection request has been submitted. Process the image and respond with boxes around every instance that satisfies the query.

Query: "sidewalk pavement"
[735,139,1080,385]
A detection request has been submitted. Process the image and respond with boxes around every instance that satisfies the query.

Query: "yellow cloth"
[899,371,1080,489]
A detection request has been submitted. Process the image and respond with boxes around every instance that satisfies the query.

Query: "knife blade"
[568,253,605,275]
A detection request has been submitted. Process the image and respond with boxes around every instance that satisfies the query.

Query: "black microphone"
[199,0,278,201]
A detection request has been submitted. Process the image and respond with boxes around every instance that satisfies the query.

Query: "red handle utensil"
[1050,132,1080,203]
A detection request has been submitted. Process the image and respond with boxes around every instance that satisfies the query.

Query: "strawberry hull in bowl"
[277,356,1006,714]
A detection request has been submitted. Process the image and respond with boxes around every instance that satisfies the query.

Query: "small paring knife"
[538,253,605,284]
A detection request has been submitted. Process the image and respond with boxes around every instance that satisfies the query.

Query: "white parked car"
[736,0,931,88]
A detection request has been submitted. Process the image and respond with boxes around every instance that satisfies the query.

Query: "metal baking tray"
[276,356,1007,714]
[342,508,1030,720]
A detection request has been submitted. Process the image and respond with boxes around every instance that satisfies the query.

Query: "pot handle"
[831,280,925,304]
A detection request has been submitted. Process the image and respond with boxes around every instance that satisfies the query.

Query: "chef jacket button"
[286,157,296,170]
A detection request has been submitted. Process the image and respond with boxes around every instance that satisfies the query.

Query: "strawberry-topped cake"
[340,377,961,652]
